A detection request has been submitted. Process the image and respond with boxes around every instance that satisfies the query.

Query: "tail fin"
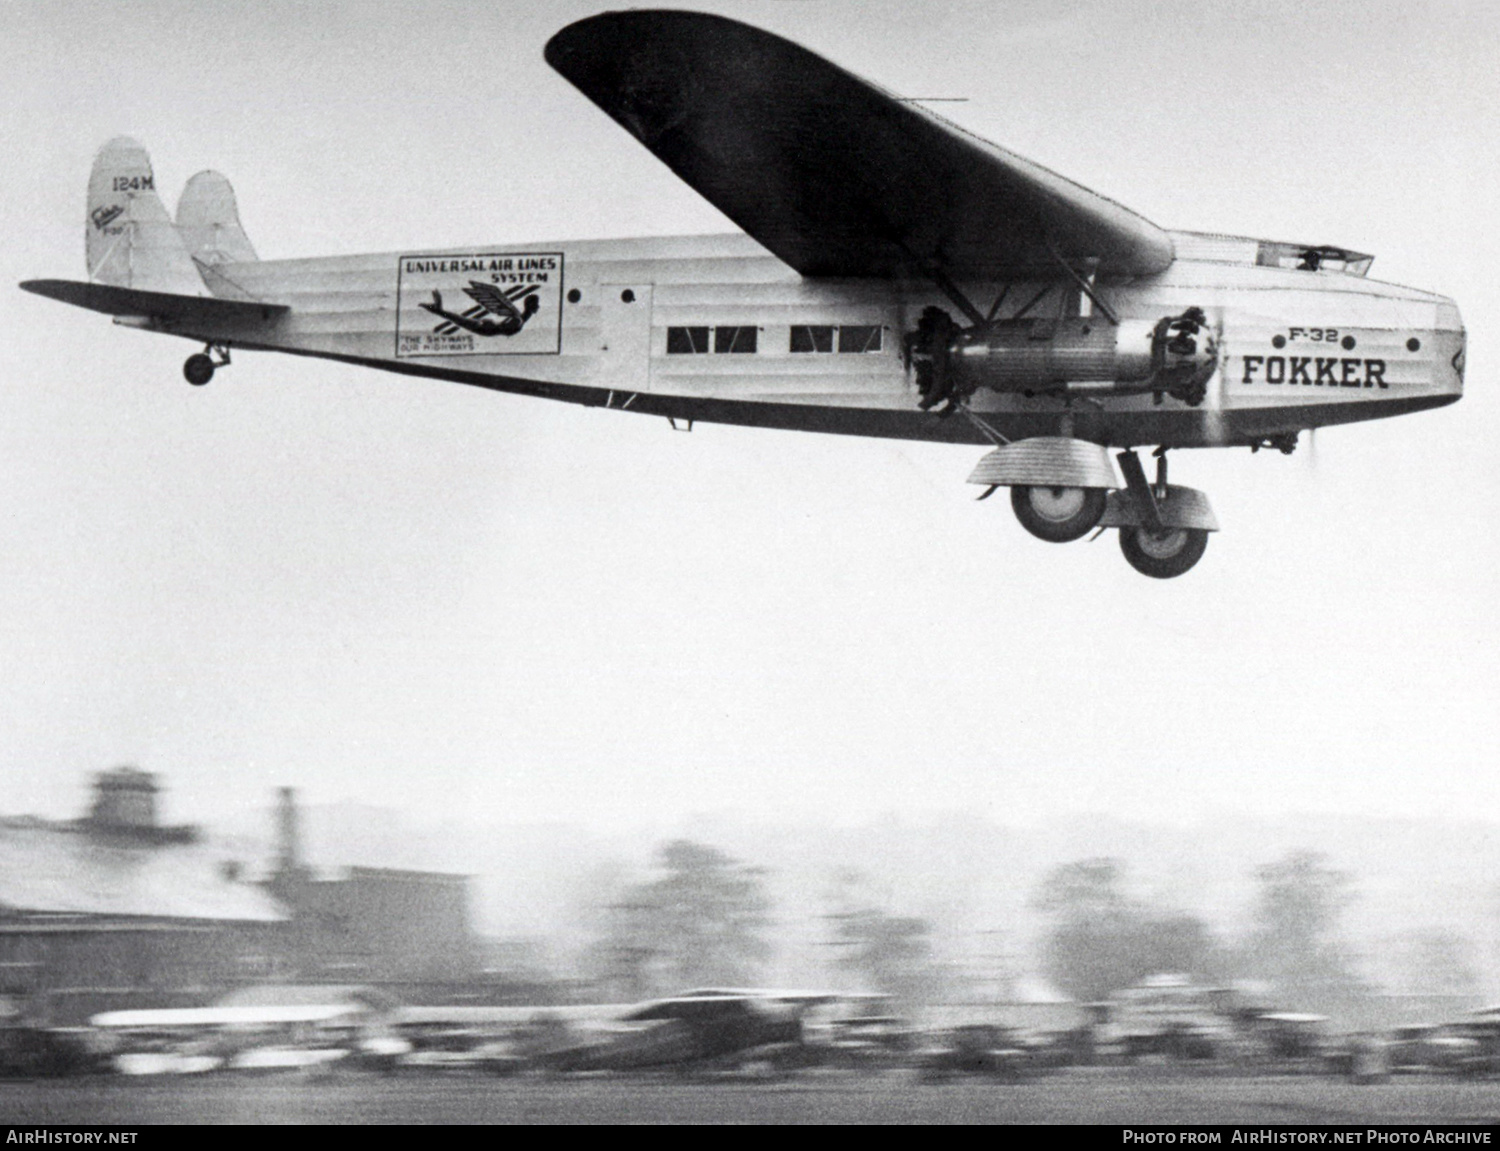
[86,137,204,296]
[175,171,257,265]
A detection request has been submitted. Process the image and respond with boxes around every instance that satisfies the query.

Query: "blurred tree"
[830,907,948,1008]
[1034,857,1129,918]
[823,868,952,1011]
[1245,851,1352,978]
[1242,850,1367,1008]
[589,840,772,999]
[1032,858,1220,1001]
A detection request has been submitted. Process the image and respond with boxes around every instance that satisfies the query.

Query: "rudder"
[86,137,204,296]
[175,171,257,265]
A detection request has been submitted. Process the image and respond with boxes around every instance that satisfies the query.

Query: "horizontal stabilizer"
[19,278,287,327]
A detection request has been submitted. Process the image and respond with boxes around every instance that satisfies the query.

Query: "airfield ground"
[2,1070,1499,1125]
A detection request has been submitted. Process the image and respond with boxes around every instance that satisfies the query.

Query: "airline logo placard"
[396,252,563,356]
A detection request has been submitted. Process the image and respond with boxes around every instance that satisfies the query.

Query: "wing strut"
[960,406,1009,447]
[983,285,1012,324]
[909,254,986,328]
[907,233,1121,341]
[1046,239,1119,325]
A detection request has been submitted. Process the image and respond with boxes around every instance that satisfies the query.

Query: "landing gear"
[183,354,214,385]
[969,437,1117,543]
[1119,525,1209,579]
[1101,448,1217,578]
[969,437,1219,577]
[183,344,231,386]
[1010,484,1107,543]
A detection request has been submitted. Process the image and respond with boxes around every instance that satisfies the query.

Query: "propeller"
[1200,338,1228,448]
[894,287,914,381]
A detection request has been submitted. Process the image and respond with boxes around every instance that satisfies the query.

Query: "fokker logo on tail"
[420,281,540,338]
[90,205,124,231]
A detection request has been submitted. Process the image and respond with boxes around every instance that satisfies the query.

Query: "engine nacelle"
[947,308,1218,404]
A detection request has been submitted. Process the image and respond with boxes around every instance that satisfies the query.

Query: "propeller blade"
[1201,369,1228,447]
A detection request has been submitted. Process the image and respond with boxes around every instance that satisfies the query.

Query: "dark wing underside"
[19,279,287,326]
[546,10,1175,280]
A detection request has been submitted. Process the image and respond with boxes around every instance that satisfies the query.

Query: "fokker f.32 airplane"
[21,10,1464,577]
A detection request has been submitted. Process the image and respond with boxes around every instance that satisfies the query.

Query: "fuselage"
[161,230,1464,449]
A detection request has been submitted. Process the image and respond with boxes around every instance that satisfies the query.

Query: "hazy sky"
[2,0,1496,835]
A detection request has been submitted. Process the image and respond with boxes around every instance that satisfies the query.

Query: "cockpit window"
[1256,241,1373,277]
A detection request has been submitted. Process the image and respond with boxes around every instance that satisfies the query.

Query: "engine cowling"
[944,308,1217,404]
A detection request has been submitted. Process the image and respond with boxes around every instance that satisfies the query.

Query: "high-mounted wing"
[546,10,1175,280]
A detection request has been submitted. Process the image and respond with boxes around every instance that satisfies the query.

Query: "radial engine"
[948,307,1217,404]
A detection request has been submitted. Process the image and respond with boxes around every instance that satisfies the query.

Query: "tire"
[183,354,215,386]
[1010,485,1107,543]
[1119,526,1208,578]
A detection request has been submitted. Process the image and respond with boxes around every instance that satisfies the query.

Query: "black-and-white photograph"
[2,0,1495,1128]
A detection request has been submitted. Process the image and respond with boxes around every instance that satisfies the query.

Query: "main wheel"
[1010,485,1107,543]
[1119,525,1208,578]
[183,353,215,386]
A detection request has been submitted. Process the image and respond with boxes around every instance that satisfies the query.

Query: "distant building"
[0,769,285,1025]
[267,788,482,1000]
[290,867,479,982]
[0,773,499,1021]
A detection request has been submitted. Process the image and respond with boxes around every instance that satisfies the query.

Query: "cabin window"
[838,325,883,353]
[714,326,758,354]
[790,325,883,353]
[790,325,835,353]
[667,326,710,354]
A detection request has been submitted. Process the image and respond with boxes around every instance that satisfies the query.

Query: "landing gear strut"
[183,344,230,386]
[1112,449,1211,579]
[970,437,1218,578]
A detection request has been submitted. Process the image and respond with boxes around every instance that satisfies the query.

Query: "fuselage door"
[595,283,654,393]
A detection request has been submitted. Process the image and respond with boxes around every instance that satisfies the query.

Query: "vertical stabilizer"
[86,137,205,296]
[176,171,258,264]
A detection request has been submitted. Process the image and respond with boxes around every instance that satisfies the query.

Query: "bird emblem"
[421,280,541,338]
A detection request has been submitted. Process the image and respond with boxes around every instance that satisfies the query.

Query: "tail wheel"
[1119,526,1208,578]
[1010,485,1107,543]
[183,353,215,386]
